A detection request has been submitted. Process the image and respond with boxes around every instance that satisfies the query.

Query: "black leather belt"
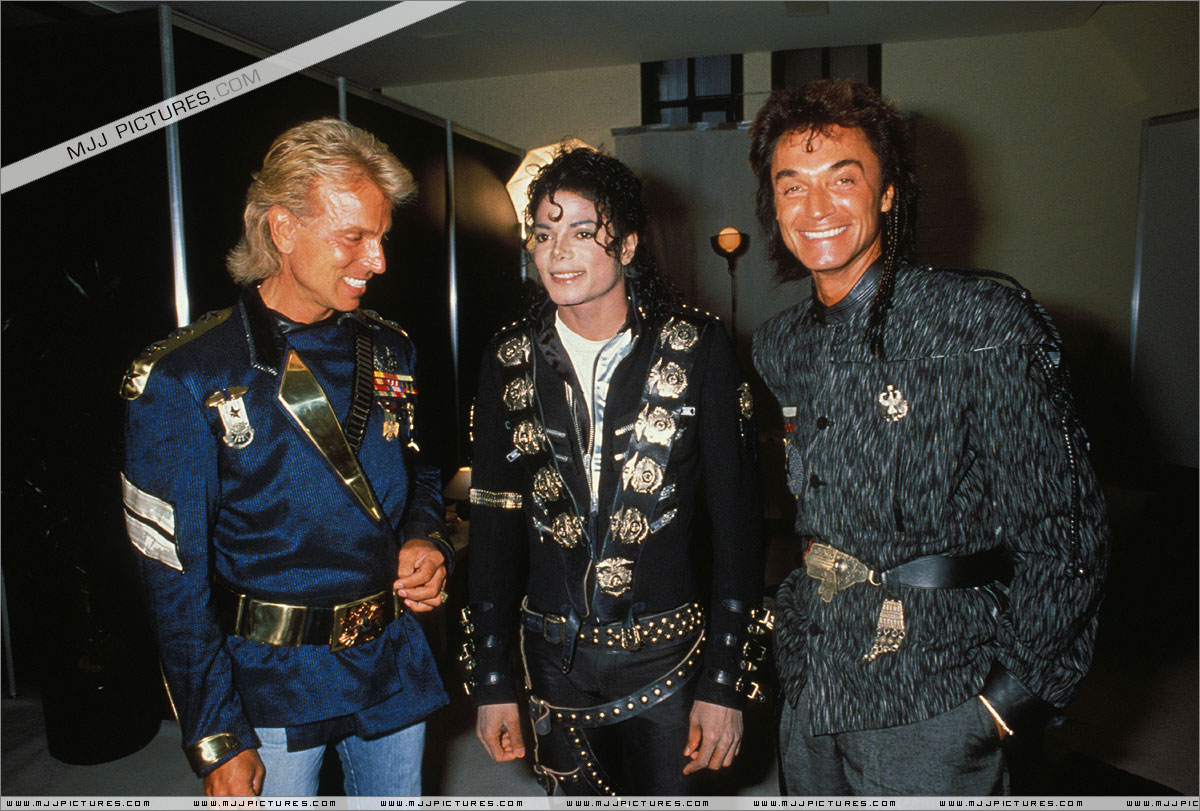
[521,602,704,653]
[882,547,1012,588]
[214,583,403,652]
[804,539,1011,602]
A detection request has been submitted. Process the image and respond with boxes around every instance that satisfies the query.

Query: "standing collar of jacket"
[239,285,368,375]
[810,258,883,326]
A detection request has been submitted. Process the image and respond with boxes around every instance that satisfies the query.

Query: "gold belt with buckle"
[219,585,403,652]
[804,542,879,603]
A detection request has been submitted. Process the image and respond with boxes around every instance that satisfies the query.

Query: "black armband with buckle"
[698,597,766,706]
[424,528,456,576]
[184,732,244,775]
[734,606,775,703]
[460,602,513,700]
[458,606,482,695]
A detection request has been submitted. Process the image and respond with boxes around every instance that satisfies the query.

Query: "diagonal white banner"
[0,0,463,194]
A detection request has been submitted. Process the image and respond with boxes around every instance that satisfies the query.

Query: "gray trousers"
[779,688,1009,796]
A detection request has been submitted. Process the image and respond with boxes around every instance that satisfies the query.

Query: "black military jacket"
[467,295,763,709]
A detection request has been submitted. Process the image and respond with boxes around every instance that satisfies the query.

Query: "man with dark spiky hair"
[462,146,766,795]
[750,80,1109,795]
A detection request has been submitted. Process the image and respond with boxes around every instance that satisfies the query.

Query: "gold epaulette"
[680,302,720,322]
[359,309,409,338]
[119,308,232,401]
[493,317,530,338]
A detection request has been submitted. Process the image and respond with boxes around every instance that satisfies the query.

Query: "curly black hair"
[749,79,919,358]
[524,144,679,319]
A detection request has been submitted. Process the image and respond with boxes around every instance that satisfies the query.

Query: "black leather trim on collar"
[240,286,287,376]
[532,298,575,384]
[240,287,369,375]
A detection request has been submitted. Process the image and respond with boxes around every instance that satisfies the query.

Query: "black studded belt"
[520,601,704,652]
[528,630,705,733]
[214,583,403,652]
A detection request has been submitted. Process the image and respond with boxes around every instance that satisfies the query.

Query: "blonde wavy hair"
[226,117,415,284]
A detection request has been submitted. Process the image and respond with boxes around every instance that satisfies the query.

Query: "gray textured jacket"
[753,261,1109,736]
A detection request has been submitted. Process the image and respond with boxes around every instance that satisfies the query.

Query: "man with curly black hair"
[462,145,766,795]
[750,79,1109,795]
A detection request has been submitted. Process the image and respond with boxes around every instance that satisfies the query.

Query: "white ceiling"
[96,1,1102,90]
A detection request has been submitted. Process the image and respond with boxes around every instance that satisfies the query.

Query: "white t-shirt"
[555,312,612,417]
[555,312,633,509]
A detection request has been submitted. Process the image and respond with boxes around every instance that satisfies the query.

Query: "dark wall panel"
[1,9,171,747]
[0,10,524,735]
[451,131,524,459]
[344,94,456,472]
[171,26,340,320]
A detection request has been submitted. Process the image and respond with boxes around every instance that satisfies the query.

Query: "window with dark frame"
[771,44,881,90]
[641,54,744,126]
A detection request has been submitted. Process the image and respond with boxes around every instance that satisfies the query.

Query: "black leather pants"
[522,628,702,796]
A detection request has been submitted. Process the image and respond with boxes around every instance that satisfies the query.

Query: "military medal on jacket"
[372,370,416,441]
[204,386,254,449]
[372,346,417,445]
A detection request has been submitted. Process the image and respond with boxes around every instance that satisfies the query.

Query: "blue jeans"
[256,722,425,796]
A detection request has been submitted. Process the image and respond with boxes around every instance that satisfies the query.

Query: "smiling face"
[260,176,391,323]
[771,125,894,304]
[531,189,637,339]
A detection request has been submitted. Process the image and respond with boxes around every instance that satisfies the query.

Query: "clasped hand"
[394,538,448,612]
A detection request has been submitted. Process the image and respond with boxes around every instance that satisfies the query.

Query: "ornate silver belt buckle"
[619,626,643,651]
[805,543,873,603]
[330,593,386,652]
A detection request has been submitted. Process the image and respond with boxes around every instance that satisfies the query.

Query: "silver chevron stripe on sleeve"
[121,473,182,571]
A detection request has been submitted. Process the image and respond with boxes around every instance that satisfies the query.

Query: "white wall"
[384,1,1197,349]
[386,53,774,154]
[883,1,1197,348]
[387,63,640,152]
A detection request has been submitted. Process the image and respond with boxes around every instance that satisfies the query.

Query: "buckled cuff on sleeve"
[695,604,773,708]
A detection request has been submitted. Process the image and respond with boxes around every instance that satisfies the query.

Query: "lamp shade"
[716,227,744,254]
[506,138,594,238]
[443,466,472,502]
[710,228,750,260]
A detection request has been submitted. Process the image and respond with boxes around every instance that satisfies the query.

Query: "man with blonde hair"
[121,118,453,796]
